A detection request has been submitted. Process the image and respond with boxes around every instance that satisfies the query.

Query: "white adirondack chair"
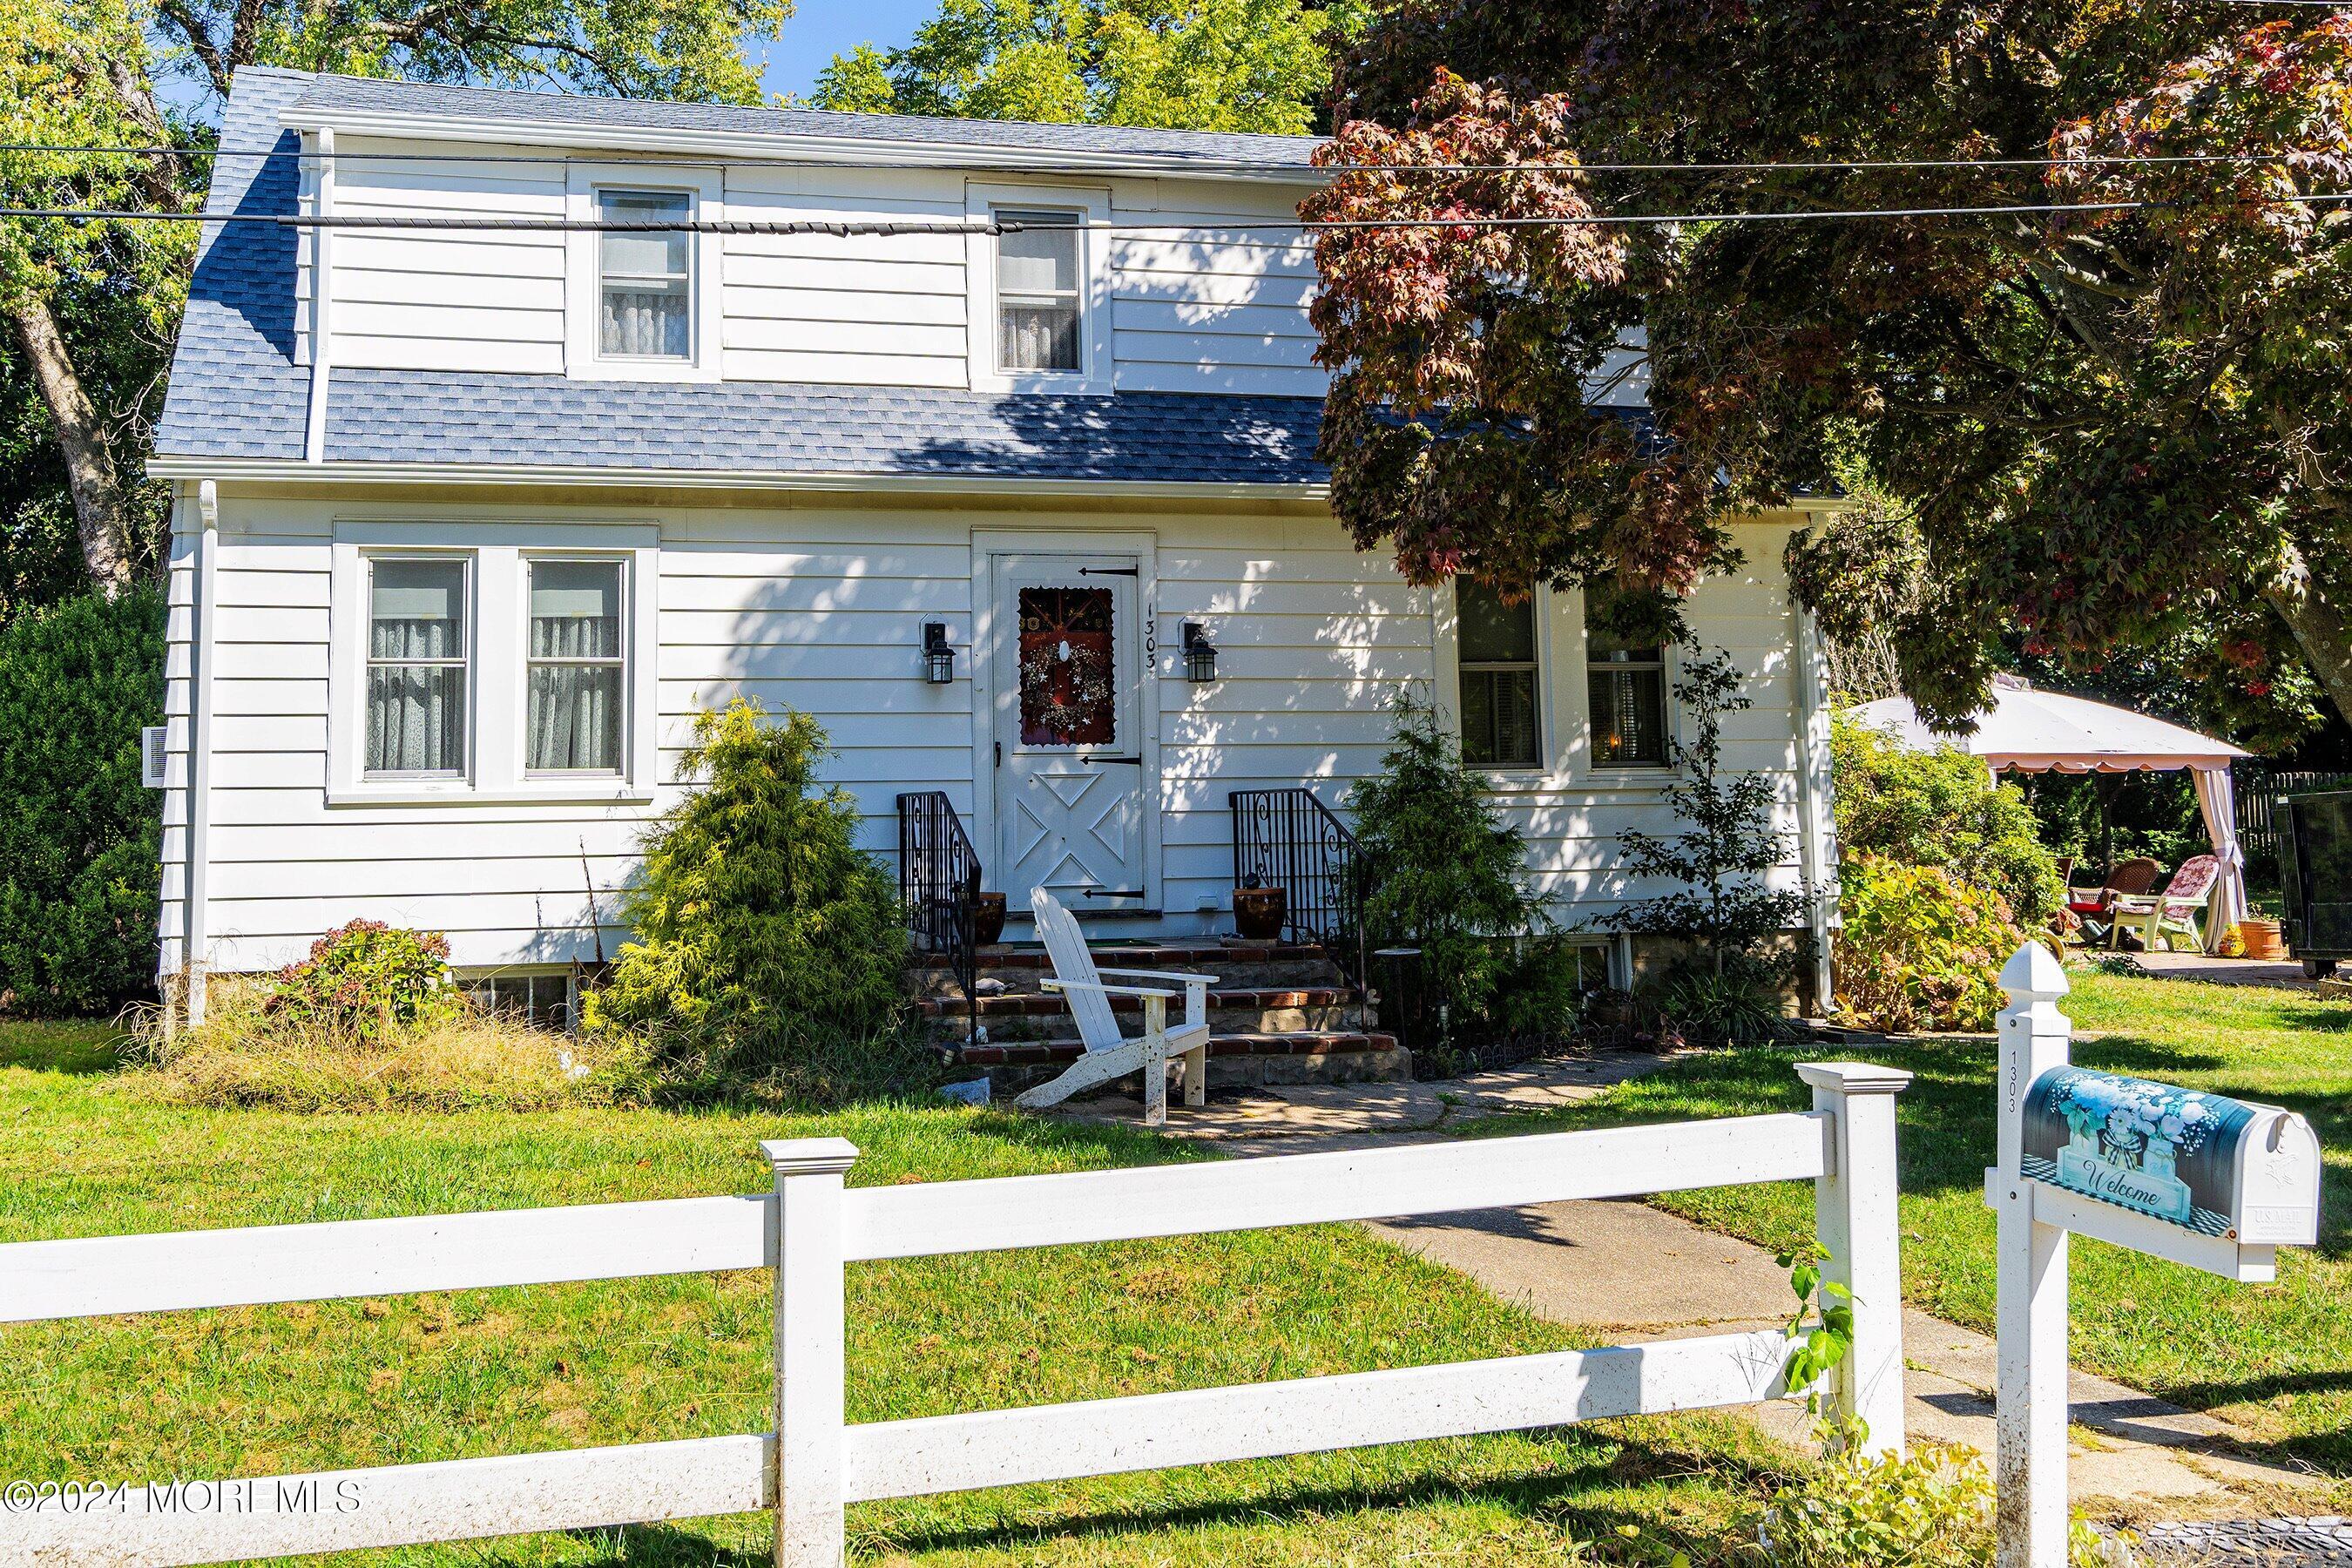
[1014,887,1215,1126]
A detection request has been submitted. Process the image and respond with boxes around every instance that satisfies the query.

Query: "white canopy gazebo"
[1848,676,2251,952]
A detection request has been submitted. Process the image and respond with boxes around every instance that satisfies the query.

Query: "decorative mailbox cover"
[2022,1068,2321,1246]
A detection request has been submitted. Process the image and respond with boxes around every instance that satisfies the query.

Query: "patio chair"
[2105,855,2220,953]
[2065,856,2160,918]
[1012,888,1214,1126]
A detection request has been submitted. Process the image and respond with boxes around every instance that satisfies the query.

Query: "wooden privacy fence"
[0,1061,1909,1568]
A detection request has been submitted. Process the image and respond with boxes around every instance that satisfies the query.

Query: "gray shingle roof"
[326,371,1328,483]
[152,66,314,462]
[152,69,1335,484]
[289,72,1322,169]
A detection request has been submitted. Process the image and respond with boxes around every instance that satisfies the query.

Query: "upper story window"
[995,210,1083,375]
[1586,582,1669,767]
[365,557,470,778]
[1456,581,1540,769]
[598,189,693,361]
[526,558,627,774]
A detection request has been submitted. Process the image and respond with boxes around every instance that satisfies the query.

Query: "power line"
[10,193,2351,233]
[0,140,2342,176]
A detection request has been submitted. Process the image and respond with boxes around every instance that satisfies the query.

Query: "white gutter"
[142,456,1333,504]
[185,479,220,1027]
[276,106,1328,187]
[302,127,334,463]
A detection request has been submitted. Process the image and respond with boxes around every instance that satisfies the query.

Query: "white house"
[151,68,1846,1037]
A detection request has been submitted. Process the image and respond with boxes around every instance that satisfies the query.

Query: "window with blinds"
[1456,581,1541,769]
[995,210,1083,374]
[525,559,625,774]
[1586,583,1669,767]
[598,190,692,360]
[365,558,469,777]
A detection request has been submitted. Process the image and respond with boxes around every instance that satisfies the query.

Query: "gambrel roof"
[152,69,1336,486]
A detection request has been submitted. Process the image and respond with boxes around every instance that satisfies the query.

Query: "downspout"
[1792,598,1838,1017]
[302,127,334,463]
[186,478,219,1026]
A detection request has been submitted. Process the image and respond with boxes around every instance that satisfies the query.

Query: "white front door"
[991,553,1149,916]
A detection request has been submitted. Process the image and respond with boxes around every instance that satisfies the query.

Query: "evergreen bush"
[0,589,164,1014]
[1608,645,1811,1040]
[1348,692,1578,1051]
[1832,714,2065,923]
[585,700,911,1097]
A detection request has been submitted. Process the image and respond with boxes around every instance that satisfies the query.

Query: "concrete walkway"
[1060,1056,2334,1519]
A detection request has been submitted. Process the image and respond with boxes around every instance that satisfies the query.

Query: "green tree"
[0,588,164,1012]
[812,0,1359,133]
[585,701,909,1091]
[0,0,788,606]
[1306,4,2352,743]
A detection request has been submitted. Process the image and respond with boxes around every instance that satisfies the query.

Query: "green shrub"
[1835,853,2023,1033]
[1833,714,2064,924]
[1348,693,1577,1051]
[0,589,164,1015]
[1754,1438,2110,1567]
[585,700,910,1097]
[265,919,461,1040]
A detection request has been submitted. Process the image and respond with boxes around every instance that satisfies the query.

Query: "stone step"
[917,987,1369,1042]
[953,1030,1409,1095]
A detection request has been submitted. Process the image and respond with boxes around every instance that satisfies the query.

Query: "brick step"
[920,990,1368,1044]
[953,1029,1409,1094]
[908,944,1348,1002]
[908,941,1332,971]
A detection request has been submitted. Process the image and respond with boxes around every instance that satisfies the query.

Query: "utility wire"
[9,193,2352,231]
[0,141,2343,176]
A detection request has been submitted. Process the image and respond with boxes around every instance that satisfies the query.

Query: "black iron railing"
[1230,787,1365,984]
[897,791,982,1044]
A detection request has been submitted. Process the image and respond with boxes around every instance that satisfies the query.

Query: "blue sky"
[755,0,937,101]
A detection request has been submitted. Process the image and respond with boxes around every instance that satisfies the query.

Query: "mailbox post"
[1988,943,2323,1568]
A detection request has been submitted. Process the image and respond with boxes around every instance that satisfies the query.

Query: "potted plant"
[1232,875,1287,941]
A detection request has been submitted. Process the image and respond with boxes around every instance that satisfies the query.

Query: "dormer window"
[598,190,692,361]
[995,210,1083,374]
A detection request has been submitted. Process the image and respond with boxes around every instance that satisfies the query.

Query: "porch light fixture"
[1182,621,1218,684]
[923,622,956,685]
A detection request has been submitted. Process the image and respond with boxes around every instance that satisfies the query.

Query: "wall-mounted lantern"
[923,622,956,685]
[1181,620,1218,684]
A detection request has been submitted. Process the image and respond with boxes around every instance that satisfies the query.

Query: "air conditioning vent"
[140,725,169,789]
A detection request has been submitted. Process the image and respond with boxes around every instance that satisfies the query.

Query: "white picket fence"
[0,1061,1909,1567]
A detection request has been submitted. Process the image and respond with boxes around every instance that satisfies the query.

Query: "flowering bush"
[1834,854,2022,1033]
[265,920,461,1042]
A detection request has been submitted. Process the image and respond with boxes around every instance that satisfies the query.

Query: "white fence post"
[765,1137,859,1568]
[1993,944,2072,1568]
[1798,1060,1913,1456]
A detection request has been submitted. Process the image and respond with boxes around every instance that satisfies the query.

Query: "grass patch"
[120,979,646,1112]
[0,1016,1801,1566]
[1470,971,2352,1474]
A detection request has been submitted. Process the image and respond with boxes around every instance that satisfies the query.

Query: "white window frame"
[564,165,723,383]
[359,551,476,783]
[521,553,633,780]
[1450,579,1545,774]
[1579,585,1678,776]
[965,181,1112,395]
[328,522,659,806]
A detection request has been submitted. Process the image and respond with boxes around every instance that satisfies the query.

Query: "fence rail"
[2234,763,2352,879]
[897,790,982,1042]
[2,1066,1909,1568]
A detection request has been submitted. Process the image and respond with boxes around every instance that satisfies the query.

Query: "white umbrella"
[1848,677,2251,952]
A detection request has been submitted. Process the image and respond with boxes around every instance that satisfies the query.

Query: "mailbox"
[2021,1067,2320,1247]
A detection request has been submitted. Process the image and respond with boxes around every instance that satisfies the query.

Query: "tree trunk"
[2263,542,2352,736]
[6,292,132,594]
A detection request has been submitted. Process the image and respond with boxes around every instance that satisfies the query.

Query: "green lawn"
[1472,972,2352,1476]
[0,1019,1794,1567]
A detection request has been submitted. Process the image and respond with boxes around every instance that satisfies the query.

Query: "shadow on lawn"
[0,1021,129,1077]
[456,1432,1795,1565]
